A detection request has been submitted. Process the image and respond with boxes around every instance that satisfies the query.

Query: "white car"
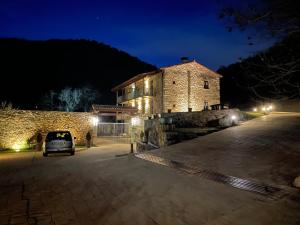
[43,131,75,156]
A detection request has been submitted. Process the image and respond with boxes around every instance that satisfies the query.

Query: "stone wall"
[0,109,94,150]
[161,109,239,127]
[144,109,239,147]
[163,61,220,113]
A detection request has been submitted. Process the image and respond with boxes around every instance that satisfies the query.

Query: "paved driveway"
[150,112,300,186]
[0,113,299,225]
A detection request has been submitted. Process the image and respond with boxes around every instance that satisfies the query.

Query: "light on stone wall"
[132,101,135,107]
[144,79,149,89]
[13,144,21,152]
[145,98,149,110]
[267,105,273,111]
[138,100,142,110]
[91,117,99,126]
[12,141,28,152]
[131,117,141,126]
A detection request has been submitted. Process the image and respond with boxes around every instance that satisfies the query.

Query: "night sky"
[0,0,274,70]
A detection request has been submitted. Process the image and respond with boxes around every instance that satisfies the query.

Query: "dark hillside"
[0,38,156,109]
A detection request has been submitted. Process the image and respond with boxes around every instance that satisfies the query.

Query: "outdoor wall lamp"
[91,117,99,126]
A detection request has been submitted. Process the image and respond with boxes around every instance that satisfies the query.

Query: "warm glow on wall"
[132,101,135,107]
[145,98,149,110]
[138,100,142,110]
[91,116,99,126]
[131,117,141,126]
[12,140,28,151]
[144,79,149,89]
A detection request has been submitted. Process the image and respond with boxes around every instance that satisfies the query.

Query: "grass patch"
[240,111,265,121]
[174,127,220,135]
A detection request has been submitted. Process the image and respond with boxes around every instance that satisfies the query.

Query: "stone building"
[112,60,221,116]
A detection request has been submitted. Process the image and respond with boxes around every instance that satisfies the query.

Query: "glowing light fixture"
[131,101,135,107]
[253,108,257,112]
[262,107,266,112]
[12,140,29,152]
[131,117,140,126]
[268,105,273,110]
[231,115,237,120]
[91,117,99,126]
[13,145,20,152]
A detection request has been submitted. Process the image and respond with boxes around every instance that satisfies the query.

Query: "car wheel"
[70,151,75,156]
[43,152,48,157]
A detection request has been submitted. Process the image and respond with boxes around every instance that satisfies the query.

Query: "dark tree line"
[219,0,300,103]
[0,38,156,109]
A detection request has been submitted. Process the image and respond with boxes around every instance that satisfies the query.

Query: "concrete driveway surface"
[150,112,300,187]
[0,113,300,225]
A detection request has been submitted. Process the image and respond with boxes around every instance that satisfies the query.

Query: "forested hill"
[0,38,156,109]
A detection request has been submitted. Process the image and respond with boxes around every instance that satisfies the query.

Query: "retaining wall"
[0,109,94,150]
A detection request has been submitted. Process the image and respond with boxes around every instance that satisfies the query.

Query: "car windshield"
[46,132,72,141]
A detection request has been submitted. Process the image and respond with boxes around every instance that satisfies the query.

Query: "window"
[204,81,209,89]
[168,109,172,113]
[173,104,176,108]
[173,81,176,84]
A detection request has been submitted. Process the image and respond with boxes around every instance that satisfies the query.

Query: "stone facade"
[113,60,221,115]
[0,109,94,150]
[163,62,220,112]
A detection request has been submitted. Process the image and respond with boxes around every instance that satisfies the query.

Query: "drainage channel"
[135,153,288,200]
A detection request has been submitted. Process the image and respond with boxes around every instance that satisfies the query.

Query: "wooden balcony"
[117,88,153,103]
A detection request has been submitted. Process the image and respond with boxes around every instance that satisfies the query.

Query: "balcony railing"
[117,88,153,103]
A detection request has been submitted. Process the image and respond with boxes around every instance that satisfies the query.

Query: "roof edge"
[111,69,161,92]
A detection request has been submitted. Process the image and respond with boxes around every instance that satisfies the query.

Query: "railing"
[97,123,130,137]
[117,88,153,103]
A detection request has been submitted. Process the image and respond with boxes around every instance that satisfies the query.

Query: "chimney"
[180,57,189,63]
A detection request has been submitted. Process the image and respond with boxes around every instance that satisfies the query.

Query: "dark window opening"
[204,101,209,111]
[168,109,172,113]
[173,81,176,84]
[173,104,176,108]
[204,81,209,89]
[188,108,192,112]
